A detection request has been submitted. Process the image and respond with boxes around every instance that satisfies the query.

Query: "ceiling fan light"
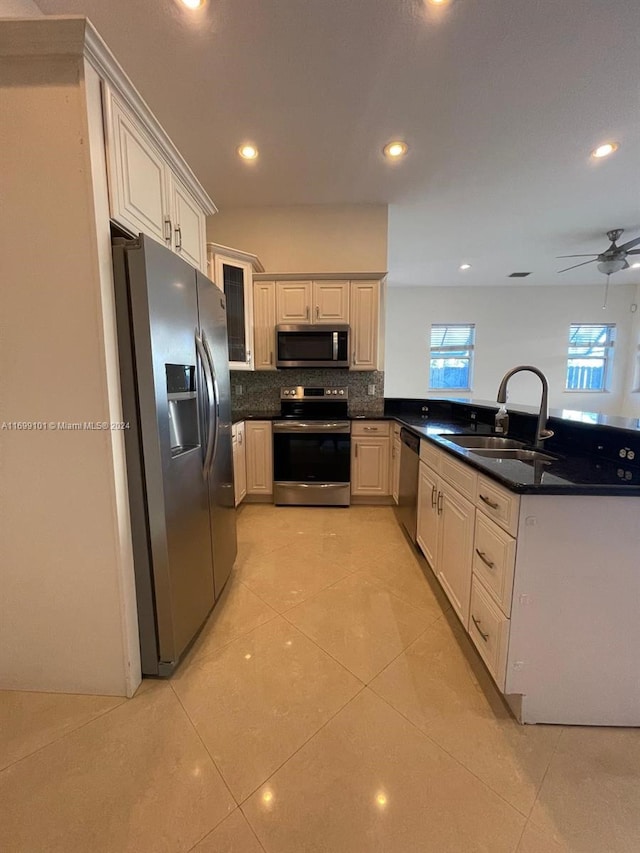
[597,258,626,275]
[591,142,619,159]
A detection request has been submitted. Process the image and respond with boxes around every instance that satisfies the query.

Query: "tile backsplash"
[230,369,385,416]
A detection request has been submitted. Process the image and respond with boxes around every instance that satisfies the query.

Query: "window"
[566,324,615,392]
[429,324,475,390]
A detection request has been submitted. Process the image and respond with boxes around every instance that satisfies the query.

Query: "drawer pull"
[471,615,490,642]
[363,426,378,431]
[431,484,437,508]
[437,491,443,515]
[475,548,495,569]
[479,493,500,510]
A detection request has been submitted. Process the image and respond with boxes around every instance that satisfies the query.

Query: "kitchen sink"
[440,435,527,450]
[469,448,556,463]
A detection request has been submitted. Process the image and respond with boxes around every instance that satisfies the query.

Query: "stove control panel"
[280,386,348,400]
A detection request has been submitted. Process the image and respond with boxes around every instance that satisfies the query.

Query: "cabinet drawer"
[468,576,510,691]
[473,513,516,616]
[440,452,477,501]
[419,439,441,473]
[351,420,390,437]
[476,476,520,535]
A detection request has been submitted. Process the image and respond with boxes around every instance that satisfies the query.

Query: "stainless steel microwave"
[276,324,350,368]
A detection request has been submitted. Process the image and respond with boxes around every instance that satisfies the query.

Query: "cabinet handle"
[363,426,378,431]
[316,305,319,319]
[479,494,499,510]
[475,549,495,569]
[269,351,273,365]
[163,218,172,244]
[471,615,490,642]
[239,432,243,445]
[392,446,395,459]
[306,306,310,320]
[355,444,358,458]
[431,485,437,508]
[174,225,182,251]
[352,350,357,366]
[246,349,251,363]
[437,491,443,515]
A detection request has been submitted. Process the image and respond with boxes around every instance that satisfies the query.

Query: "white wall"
[621,283,640,418]
[207,204,388,272]
[384,283,639,417]
[0,40,140,695]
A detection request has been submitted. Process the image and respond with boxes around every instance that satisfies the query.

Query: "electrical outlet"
[367,384,376,396]
[235,384,243,396]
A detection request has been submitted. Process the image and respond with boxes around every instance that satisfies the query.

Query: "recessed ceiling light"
[428,0,450,5]
[459,263,471,270]
[383,141,408,159]
[180,0,204,8]
[238,144,258,160]
[591,142,619,159]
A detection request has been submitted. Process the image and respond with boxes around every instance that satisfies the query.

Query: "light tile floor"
[1,504,639,852]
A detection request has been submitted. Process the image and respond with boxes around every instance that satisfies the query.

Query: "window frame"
[565,323,616,393]
[428,323,476,392]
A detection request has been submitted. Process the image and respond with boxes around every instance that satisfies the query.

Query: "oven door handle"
[281,483,347,489]
[273,421,351,433]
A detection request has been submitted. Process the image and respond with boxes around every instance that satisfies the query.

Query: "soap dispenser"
[494,404,509,435]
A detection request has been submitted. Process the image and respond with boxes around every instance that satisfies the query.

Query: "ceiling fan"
[557,229,640,275]
[557,229,640,307]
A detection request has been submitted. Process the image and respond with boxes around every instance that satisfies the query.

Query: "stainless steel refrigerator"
[112,235,237,676]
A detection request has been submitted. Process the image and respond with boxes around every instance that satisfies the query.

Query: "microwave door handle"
[202,332,220,476]
[195,331,215,479]
[332,331,338,361]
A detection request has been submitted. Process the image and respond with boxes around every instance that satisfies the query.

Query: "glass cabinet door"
[212,254,253,370]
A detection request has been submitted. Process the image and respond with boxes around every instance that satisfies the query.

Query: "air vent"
[508,272,531,278]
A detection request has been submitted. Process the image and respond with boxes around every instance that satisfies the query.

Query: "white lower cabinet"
[245,421,273,496]
[232,422,247,506]
[351,421,390,497]
[468,576,510,691]
[417,461,439,569]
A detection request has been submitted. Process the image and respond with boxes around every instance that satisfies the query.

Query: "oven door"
[273,421,351,506]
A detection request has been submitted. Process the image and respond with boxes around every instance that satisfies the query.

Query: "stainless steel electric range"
[273,386,351,506]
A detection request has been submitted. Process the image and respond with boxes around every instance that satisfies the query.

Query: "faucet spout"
[496,365,554,449]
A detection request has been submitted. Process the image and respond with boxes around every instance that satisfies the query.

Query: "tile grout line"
[370,685,531,823]
[0,695,129,776]
[237,682,369,810]
[522,724,567,833]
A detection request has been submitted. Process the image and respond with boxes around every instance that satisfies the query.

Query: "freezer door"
[120,236,216,671]
[196,270,237,598]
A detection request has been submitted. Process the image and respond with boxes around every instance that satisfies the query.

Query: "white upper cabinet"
[276,282,313,324]
[169,174,206,272]
[253,281,276,370]
[104,87,168,246]
[103,83,213,274]
[313,281,349,323]
[350,280,384,371]
[207,244,264,371]
[275,281,350,325]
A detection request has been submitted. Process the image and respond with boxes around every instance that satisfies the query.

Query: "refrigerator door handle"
[202,331,220,476]
[195,330,216,479]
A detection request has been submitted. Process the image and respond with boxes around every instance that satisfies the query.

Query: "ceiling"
[35,0,640,287]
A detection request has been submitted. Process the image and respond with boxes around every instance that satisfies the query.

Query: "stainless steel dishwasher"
[398,427,420,542]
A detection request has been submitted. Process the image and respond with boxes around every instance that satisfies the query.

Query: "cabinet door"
[313,281,349,323]
[233,422,247,505]
[436,483,474,629]
[170,175,206,272]
[350,280,381,370]
[253,281,276,370]
[213,255,253,370]
[276,282,313,324]
[104,86,169,246]
[392,437,401,504]
[351,437,390,496]
[245,421,273,495]
[417,462,439,571]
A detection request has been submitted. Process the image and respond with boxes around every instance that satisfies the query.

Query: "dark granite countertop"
[394,415,640,496]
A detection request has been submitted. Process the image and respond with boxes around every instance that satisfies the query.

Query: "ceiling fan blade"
[617,236,640,253]
[558,259,598,273]
[625,249,640,255]
[556,254,599,258]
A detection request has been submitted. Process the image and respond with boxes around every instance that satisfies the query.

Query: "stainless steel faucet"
[496,365,554,449]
